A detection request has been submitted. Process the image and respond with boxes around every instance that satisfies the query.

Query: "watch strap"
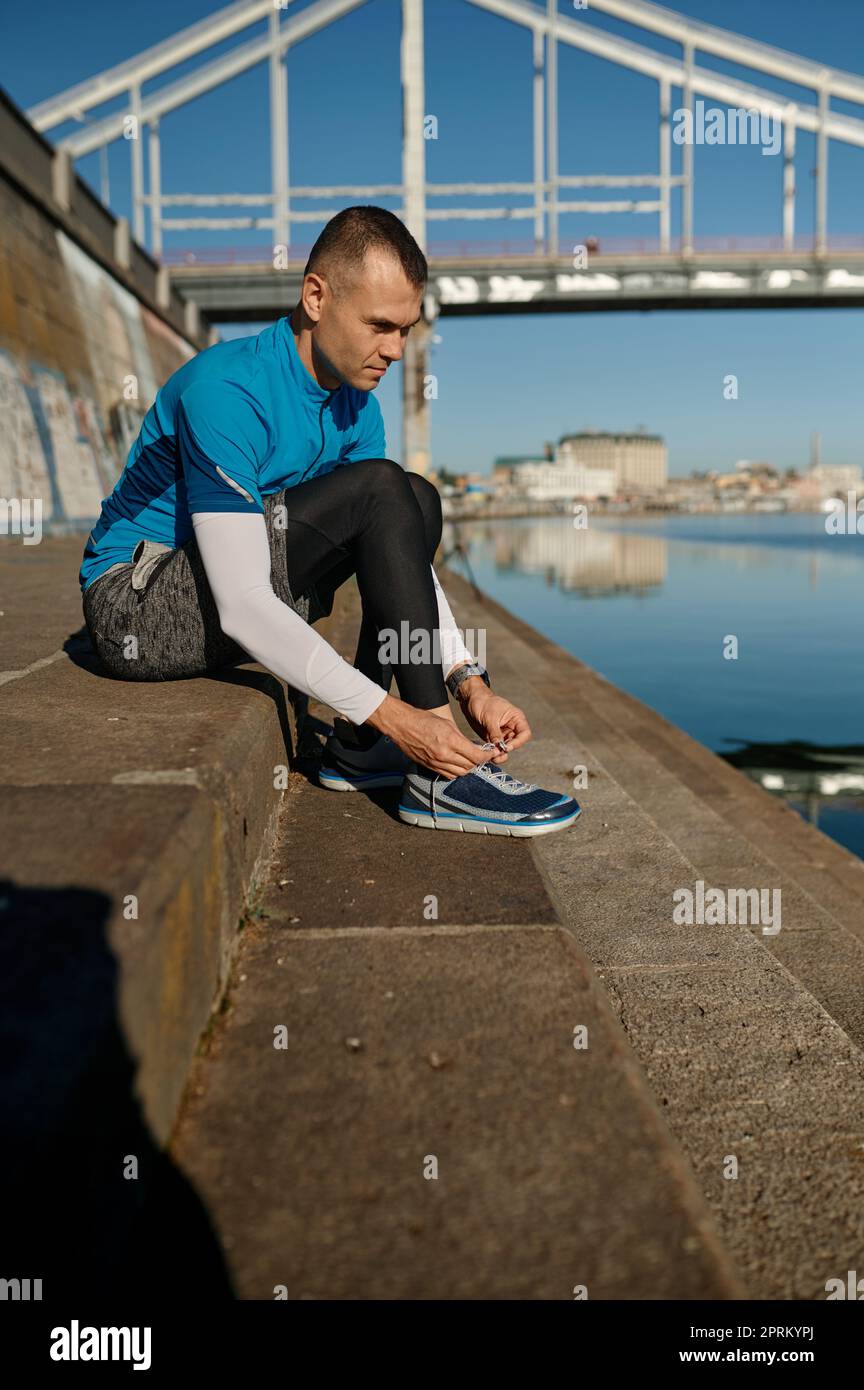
[446,661,491,699]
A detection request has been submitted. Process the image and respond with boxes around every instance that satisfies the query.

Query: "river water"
[445,511,864,860]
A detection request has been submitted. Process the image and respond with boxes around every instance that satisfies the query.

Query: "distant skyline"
[4,0,863,476]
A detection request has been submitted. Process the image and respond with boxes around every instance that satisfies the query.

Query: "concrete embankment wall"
[0,88,210,531]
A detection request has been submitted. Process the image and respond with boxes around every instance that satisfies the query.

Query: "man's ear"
[301,273,326,325]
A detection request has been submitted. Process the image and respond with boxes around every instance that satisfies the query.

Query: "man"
[80,206,579,836]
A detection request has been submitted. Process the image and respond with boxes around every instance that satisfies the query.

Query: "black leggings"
[83,458,449,710]
[279,458,447,709]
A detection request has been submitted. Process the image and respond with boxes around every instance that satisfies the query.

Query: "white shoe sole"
[397,806,581,836]
[318,768,405,792]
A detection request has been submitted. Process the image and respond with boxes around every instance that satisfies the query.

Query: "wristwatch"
[446,661,491,700]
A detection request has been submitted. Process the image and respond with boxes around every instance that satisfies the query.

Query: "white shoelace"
[479,762,534,794]
[428,741,534,822]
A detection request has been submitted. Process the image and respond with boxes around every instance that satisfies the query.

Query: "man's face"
[311,250,425,391]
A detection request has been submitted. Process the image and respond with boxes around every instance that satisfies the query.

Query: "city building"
[810,464,863,494]
[792,463,863,508]
[507,459,617,500]
[491,456,547,493]
[556,430,668,491]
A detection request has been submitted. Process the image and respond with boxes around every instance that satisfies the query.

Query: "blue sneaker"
[318,721,411,792]
[398,747,581,836]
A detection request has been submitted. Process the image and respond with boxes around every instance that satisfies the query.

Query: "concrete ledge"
[0,542,318,1289]
[437,562,864,1299]
[4,538,860,1298]
[1,588,299,1147]
[164,556,749,1300]
[0,536,751,1298]
[171,921,747,1299]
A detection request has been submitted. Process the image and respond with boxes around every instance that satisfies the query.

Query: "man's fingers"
[420,720,523,779]
[501,709,531,748]
[438,755,490,777]
[441,732,493,776]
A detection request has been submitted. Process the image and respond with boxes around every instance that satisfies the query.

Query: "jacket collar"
[281,313,343,405]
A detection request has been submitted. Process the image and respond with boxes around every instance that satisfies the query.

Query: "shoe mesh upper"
[407,764,567,816]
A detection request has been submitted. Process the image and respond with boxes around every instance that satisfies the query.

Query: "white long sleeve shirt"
[191,511,473,725]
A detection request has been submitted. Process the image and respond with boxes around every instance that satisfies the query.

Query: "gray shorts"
[82,491,331,681]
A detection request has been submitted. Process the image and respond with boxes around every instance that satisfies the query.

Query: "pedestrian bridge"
[165,237,864,322]
[27,0,864,466]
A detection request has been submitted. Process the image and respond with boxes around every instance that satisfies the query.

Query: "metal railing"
[160,234,864,267]
[27,0,864,265]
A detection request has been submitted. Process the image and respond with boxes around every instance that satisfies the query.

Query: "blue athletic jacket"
[79,314,386,590]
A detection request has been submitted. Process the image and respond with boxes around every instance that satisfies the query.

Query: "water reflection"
[443,513,864,861]
[446,519,667,597]
[721,740,864,851]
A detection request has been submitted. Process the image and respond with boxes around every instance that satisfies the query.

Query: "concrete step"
[436,566,864,1298]
[168,764,745,1300]
[5,538,861,1301]
[1,539,301,1293]
[449,567,864,1053]
[443,564,864,940]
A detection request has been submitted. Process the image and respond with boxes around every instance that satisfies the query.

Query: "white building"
[557,431,668,491]
[512,460,617,500]
[810,464,863,495]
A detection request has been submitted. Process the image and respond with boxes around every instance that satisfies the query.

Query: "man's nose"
[383,331,406,362]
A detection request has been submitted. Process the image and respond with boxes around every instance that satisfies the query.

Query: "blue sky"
[3,0,863,475]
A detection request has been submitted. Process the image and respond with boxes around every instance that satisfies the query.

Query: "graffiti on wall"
[0,350,132,523]
[0,226,195,527]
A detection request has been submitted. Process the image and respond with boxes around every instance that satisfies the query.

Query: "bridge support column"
[401,0,430,475]
[401,0,426,245]
[545,0,558,257]
[681,41,694,255]
[659,78,671,252]
[402,315,432,477]
[150,120,163,259]
[269,9,290,253]
[816,87,828,255]
[99,145,110,206]
[533,28,545,253]
[129,81,145,244]
[783,113,796,251]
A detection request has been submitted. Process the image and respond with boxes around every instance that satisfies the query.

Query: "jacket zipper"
[298,399,328,485]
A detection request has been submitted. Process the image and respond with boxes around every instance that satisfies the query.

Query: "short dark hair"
[303,205,428,301]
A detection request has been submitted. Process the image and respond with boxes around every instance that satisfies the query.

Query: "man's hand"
[456,678,531,762]
[365,694,492,779]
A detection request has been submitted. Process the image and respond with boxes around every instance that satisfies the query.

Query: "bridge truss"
[28,0,864,471]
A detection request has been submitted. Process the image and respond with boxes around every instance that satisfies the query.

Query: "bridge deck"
[169,248,864,320]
